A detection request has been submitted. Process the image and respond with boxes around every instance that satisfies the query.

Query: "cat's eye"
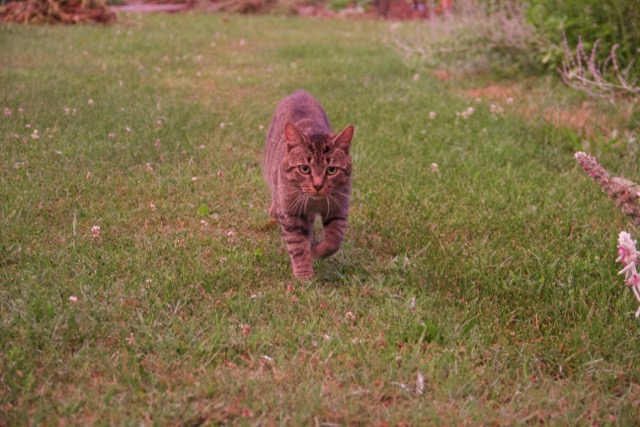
[298,165,311,174]
[326,166,339,175]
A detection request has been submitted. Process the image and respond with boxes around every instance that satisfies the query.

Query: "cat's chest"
[281,192,346,218]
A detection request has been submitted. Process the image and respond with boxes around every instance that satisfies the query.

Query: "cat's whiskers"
[303,193,310,217]
[323,194,341,220]
[334,191,352,200]
[287,194,305,217]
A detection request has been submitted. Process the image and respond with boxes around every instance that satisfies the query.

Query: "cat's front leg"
[279,214,314,278]
[312,215,347,259]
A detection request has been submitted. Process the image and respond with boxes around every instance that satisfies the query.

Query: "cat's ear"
[284,122,303,151]
[332,125,354,155]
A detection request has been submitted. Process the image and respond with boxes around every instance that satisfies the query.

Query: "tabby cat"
[264,90,355,278]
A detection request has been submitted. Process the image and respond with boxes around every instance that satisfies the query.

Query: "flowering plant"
[616,232,640,317]
[575,151,640,317]
[574,152,640,226]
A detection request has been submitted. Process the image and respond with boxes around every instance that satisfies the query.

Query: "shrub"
[390,0,550,75]
[526,0,640,79]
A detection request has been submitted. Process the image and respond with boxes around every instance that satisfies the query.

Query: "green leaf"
[197,203,210,217]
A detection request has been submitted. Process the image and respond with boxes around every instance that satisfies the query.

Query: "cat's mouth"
[302,190,327,200]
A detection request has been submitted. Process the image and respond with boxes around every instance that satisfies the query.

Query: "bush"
[526,0,640,79]
[390,0,550,75]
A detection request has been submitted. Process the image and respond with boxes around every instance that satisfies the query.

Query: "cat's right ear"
[284,122,303,152]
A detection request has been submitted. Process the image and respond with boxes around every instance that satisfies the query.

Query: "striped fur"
[264,90,354,278]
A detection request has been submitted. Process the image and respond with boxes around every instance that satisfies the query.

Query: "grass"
[1,11,640,425]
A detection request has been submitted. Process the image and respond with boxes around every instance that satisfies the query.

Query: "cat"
[264,90,355,278]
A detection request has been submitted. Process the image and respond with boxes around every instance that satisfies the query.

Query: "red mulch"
[0,0,115,24]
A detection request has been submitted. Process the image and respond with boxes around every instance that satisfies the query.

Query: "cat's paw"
[311,241,340,259]
[293,267,314,280]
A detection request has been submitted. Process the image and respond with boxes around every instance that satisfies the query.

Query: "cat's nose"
[312,183,323,192]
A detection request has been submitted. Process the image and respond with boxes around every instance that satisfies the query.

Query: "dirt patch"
[538,106,611,136]
[462,81,620,138]
[467,84,516,101]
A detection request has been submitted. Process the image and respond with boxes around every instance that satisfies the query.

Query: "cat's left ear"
[332,125,354,155]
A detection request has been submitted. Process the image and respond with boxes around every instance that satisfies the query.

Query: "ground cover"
[1,12,639,425]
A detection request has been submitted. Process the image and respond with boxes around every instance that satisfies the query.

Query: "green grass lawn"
[1,12,639,425]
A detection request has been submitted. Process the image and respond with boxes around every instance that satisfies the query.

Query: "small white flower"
[416,372,425,395]
[457,107,476,119]
[490,104,504,114]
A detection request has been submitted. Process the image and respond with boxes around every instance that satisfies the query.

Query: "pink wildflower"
[575,152,610,184]
[615,231,640,317]
[91,225,101,238]
[575,152,640,226]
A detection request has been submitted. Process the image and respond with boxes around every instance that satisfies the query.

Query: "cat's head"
[283,122,354,198]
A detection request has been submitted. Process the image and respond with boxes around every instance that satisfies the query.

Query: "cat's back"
[270,90,331,135]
